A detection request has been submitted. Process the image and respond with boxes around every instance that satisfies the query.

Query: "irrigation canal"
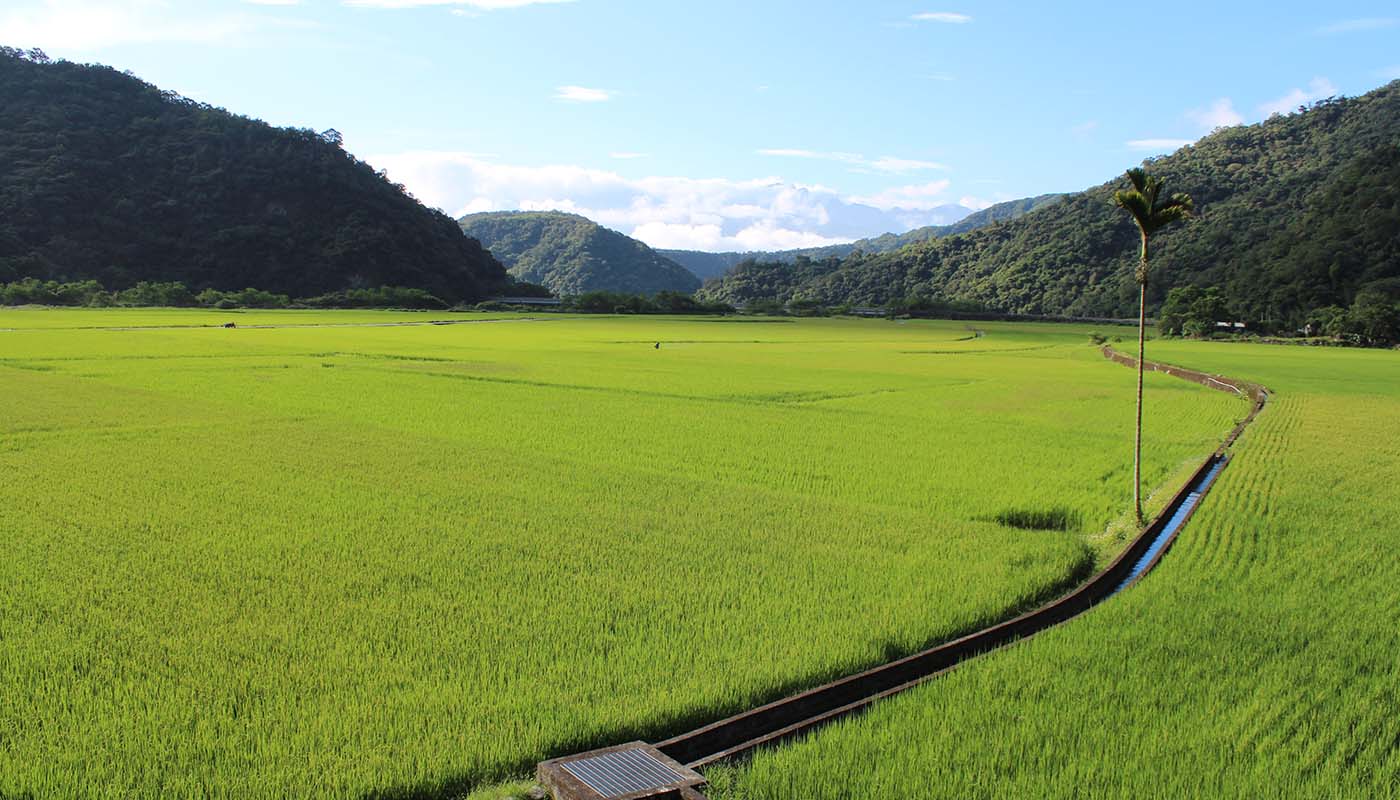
[537,349,1268,800]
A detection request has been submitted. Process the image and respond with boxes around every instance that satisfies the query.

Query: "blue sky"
[5,0,1399,251]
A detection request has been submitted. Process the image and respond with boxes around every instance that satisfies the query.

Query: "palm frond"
[1158,193,1195,215]
[1113,169,1195,236]
[1124,167,1148,193]
[1150,206,1193,230]
[1142,174,1164,210]
[1143,193,1195,233]
[1112,190,1151,232]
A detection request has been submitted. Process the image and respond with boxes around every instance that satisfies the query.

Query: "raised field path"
[538,346,1269,800]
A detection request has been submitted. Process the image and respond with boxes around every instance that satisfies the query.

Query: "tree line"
[0,278,451,310]
[0,278,746,315]
[482,290,734,314]
[1159,284,1400,345]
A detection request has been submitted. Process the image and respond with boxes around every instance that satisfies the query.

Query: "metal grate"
[560,746,690,797]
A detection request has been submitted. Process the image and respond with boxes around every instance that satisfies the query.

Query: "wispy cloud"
[1071,120,1099,136]
[345,0,574,8]
[758,148,945,174]
[865,156,947,173]
[1259,77,1337,116]
[1316,17,1397,35]
[554,85,613,103]
[243,0,301,6]
[1187,98,1244,131]
[609,152,648,160]
[0,0,301,50]
[1126,138,1193,152]
[926,72,955,81]
[911,11,971,23]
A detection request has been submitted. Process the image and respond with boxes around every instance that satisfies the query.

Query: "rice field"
[706,340,1400,799]
[0,310,1244,799]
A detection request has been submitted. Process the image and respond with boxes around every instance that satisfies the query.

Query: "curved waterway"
[1114,455,1229,594]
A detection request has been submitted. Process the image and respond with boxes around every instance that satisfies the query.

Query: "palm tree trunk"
[1134,234,1148,526]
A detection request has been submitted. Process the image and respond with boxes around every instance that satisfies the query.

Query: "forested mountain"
[659,195,1061,280]
[0,48,508,301]
[459,211,701,295]
[700,81,1400,330]
[656,250,753,281]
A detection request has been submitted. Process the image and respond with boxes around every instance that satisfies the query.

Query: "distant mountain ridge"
[699,80,1400,328]
[458,211,701,296]
[0,48,508,301]
[659,195,1063,280]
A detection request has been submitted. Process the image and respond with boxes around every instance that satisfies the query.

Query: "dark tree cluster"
[562,290,732,314]
[0,276,452,310]
[1157,286,1235,337]
[0,49,509,302]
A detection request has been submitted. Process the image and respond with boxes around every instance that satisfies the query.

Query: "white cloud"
[367,152,973,251]
[1259,77,1337,116]
[866,156,946,173]
[926,72,955,81]
[243,0,301,5]
[1126,138,1194,152]
[609,152,648,160]
[758,148,945,174]
[344,0,574,8]
[959,195,995,211]
[911,11,971,23]
[1317,17,1396,34]
[1187,98,1244,131]
[554,85,613,102]
[1071,120,1099,135]
[633,221,853,252]
[627,222,728,251]
[0,0,277,50]
[849,180,952,210]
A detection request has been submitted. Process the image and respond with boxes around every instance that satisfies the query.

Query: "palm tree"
[1113,168,1194,525]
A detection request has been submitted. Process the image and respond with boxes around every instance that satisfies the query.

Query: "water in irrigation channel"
[1113,456,1229,594]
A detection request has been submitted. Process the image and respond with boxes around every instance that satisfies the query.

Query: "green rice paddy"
[0,310,1253,798]
[706,340,1400,799]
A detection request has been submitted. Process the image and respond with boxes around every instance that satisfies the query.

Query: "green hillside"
[459,211,701,295]
[660,195,1062,281]
[0,48,508,302]
[656,249,752,282]
[700,81,1400,331]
